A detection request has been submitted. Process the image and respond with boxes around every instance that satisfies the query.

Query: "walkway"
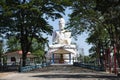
[0,64,119,80]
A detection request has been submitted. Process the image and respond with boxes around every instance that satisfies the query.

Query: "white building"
[46,18,78,64]
[5,50,34,65]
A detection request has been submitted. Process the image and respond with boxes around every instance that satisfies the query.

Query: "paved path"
[0,65,119,80]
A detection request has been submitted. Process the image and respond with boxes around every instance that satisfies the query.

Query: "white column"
[69,53,71,64]
[52,54,54,64]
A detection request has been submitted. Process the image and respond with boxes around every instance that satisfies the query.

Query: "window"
[11,57,16,61]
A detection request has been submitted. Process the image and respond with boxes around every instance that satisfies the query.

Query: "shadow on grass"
[31,73,120,80]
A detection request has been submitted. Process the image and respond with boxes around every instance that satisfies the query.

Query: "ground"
[0,72,15,77]
[0,64,119,80]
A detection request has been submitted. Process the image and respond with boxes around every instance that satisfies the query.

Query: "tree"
[67,0,98,37]
[6,36,21,52]
[84,55,91,63]
[67,0,106,66]
[0,0,71,66]
[68,0,120,69]
[95,0,120,68]
[30,38,45,58]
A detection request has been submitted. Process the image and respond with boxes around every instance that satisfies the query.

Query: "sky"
[47,9,92,56]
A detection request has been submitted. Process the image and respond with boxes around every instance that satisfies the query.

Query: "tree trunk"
[21,35,31,67]
[20,31,32,67]
[116,53,120,68]
[20,7,29,67]
[20,27,29,67]
[22,52,27,66]
[0,54,1,64]
[114,27,120,68]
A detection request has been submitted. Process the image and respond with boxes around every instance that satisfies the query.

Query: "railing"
[0,65,19,71]
[19,62,51,72]
[73,62,105,71]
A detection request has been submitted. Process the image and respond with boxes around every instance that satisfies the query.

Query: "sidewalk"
[0,72,15,78]
[0,65,119,80]
[0,72,119,80]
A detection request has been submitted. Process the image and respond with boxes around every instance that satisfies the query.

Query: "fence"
[0,65,19,71]
[73,62,105,71]
[19,62,50,72]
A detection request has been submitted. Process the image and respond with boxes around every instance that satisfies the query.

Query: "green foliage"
[6,36,21,52]
[84,56,89,63]
[77,53,84,62]
[33,50,44,58]
[30,38,45,58]
[67,0,98,37]
[68,0,120,67]
[0,0,71,66]
[95,0,120,67]
[68,0,120,51]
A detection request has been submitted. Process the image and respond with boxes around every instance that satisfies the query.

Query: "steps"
[30,64,97,73]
